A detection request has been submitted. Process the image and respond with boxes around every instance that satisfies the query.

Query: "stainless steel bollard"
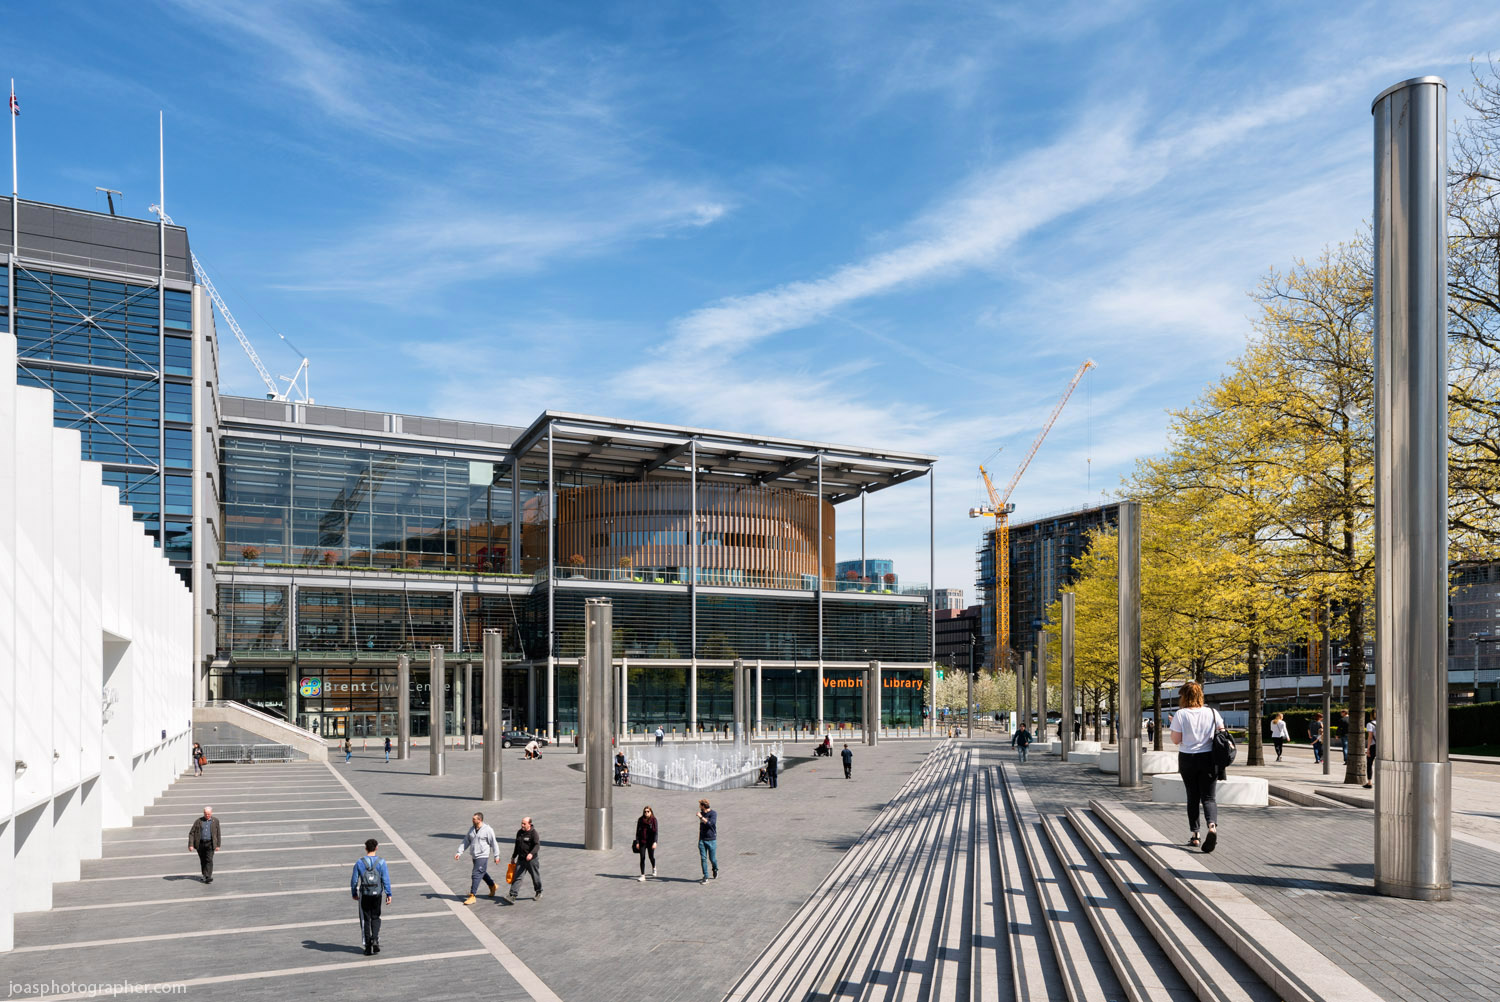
[1372,75,1452,901]
[482,631,502,802]
[429,646,446,777]
[583,599,613,850]
[1118,501,1142,788]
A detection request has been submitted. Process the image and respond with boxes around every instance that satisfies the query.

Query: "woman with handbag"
[191,742,206,777]
[1170,681,1227,853]
[634,806,658,881]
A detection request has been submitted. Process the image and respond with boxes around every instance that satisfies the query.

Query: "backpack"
[358,857,383,897]
[1211,710,1237,771]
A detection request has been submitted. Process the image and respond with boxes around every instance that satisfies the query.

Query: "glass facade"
[10,266,195,565]
[221,437,519,571]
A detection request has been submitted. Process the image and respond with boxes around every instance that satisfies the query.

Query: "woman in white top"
[1170,681,1225,853]
[1269,713,1289,762]
[1363,710,1377,789]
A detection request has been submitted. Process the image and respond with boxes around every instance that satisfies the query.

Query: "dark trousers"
[196,843,215,880]
[768,770,777,788]
[358,894,383,946]
[1273,737,1285,759]
[510,857,541,894]
[843,761,852,778]
[469,856,496,895]
[638,845,656,873]
[1179,751,1218,832]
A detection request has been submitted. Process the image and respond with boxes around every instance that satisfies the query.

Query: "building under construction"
[975,501,1119,668]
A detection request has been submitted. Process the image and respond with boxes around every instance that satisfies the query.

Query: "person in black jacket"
[765,752,778,789]
[634,806,658,881]
[506,816,542,901]
[187,807,221,883]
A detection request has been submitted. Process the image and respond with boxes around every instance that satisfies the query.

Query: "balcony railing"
[543,564,928,597]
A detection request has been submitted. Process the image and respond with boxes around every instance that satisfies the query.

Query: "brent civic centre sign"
[299,677,452,696]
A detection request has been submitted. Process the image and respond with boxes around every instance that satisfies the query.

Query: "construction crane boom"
[149,204,310,403]
[970,358,1095,668]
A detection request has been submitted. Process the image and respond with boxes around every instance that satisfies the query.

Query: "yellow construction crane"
[970,358,1096,666]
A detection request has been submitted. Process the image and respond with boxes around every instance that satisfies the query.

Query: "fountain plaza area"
[624,739,787,791]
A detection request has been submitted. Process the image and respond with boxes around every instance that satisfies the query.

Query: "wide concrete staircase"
[725,742,1313,1002]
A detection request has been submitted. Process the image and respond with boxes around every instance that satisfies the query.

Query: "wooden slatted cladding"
[555,483,833,587]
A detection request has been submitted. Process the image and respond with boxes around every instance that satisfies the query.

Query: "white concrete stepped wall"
[1,331,194,952]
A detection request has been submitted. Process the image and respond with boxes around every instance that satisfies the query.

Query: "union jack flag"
[8,91,16,116]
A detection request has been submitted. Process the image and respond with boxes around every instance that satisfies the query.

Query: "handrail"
[193,699,319,739]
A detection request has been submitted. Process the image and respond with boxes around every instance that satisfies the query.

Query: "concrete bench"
[1150,773,1268,806]
[1098,749,1179,775]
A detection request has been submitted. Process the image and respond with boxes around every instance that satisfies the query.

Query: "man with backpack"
[351,838,393,955]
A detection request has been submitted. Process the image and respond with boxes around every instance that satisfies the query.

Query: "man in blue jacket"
[351,838,393,955]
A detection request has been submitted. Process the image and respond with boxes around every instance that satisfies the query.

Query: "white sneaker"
[637,874,647,882]
[652,866,657,877]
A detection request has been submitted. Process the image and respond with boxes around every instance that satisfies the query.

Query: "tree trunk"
[1193,658,1205,685]
[1343,598,1369,785]
[1093,686,1103,741]
[1247,635,1264,766]
[1152,661,1164,751]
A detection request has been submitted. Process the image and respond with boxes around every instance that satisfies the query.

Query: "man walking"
[384,736,392,763]
[1337,711,1350,763]
[1309,712,1325,764]
[841,743,853,779]
[456,812,500,904]
[1012,722,1033,763]
[343,737,353,764]
[506,816,542,902]
[187,806,221,883]
[351,838,392,955]
[765,752,778,789]
[655,725,664,746]
[697,799,718,883]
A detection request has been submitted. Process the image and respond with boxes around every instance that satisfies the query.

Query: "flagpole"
[10,78,16,196]
[10,78,17,265]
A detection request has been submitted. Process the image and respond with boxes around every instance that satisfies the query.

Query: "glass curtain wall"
[12,268,194,563]
[221,437,518,572]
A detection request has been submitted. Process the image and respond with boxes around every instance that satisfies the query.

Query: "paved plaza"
[4,737,1500,1001]
[0,739,936,1002]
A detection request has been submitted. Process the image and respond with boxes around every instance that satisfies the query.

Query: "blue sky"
[8,1,1498,596]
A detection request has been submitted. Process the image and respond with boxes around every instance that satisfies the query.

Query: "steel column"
[732,658,745,742]
[463,661,474,751]
[1061,591,1075,760]
[482,631,502,801]
[1373,75,1452,901]
[429,646,446,777]
[1021,651,1031,736]
[755,659,763,735]
[396,654,411,760]
[546,422,556,738]
[1036,630,1049,742]
[816,455,824,737]
[689,440,697,736]
[583,598,614,849]
[1118,500,1142,788]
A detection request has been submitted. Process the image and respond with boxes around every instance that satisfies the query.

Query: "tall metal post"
[620,657,629,734]
[1118,500,1142,788]
[482,631,502,802]
[689,440,698,737]
[583,598,614,850]
[1373,76,1451,901]
[546,422,556,738]
[755,660,763,736]
[1036,631,1049,742]
[463,661,474,751]
[429,646,446,777]
[396,654,411,761]
[732,658,745,742]
[1322,602,1333,776]
[816,455,825,737]
[966,645,974,740]
[1061,591,1075,760]
[869,660,881,746]
[1021,651,1031,735]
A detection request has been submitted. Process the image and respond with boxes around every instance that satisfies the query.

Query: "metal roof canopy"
[499,411,935,503]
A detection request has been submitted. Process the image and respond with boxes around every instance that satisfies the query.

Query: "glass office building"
[4,196,220,690]
[214,400,937,739]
